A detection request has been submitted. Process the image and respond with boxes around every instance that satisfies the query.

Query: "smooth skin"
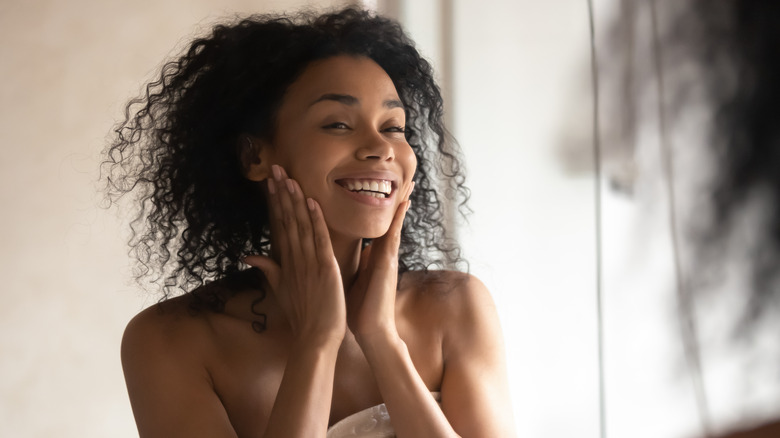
[121,55,516,437]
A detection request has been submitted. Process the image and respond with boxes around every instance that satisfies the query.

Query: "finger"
[307,197,337,266]
[288,179,317,266]
[243,255,281,291]
[372,179,412,251]
[267,172,289,255]
[371,195,409,265]
[405,181,415,202]
[275,167,305,270]
[358,242,372,271]
[388,195,410,243]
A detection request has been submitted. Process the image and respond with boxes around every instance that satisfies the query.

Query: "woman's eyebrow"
[384,99,403,109]
[309,93,358,107]
[309,93,404,109]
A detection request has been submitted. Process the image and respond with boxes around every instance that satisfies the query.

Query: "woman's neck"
[328,234,363,291]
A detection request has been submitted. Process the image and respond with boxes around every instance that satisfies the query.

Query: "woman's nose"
[356,131,395,161]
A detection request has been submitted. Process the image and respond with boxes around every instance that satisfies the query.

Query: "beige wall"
[0,1,348,436]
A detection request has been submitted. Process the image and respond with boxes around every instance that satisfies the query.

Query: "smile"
[336,178,393,198]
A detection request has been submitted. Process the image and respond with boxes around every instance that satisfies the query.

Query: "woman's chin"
[329,222,392,242]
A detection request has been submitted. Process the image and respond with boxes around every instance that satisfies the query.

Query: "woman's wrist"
[355,328,404,360]
[292,329,345,355]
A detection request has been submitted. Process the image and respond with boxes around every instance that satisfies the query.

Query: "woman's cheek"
[404,146,418,184]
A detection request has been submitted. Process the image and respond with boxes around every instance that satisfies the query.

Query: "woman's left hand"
[346,182,413,345]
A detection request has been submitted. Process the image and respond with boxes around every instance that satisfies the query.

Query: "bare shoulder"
[120,288,245,437]
[398,270,495,315]
[403,271,516,436]
[397,270,498,344]
[400,269,485,292]
[401,270,503,358]
[121,293,218,391]
[122,294,206,357]
[122,269,266,365]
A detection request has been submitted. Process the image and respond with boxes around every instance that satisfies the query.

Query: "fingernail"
[406,200,412,211]
[286,179,295,194]
[267,178,276,194]
[307,198,315,211]
[272,165,281,180]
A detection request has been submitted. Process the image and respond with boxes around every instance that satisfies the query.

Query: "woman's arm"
[124,166,347,438]
[246,167,347,437]
[122,305,342,438]
[122,310,239,438]
[346,186,458,437]
[359,331,459,437]
[355,273,516,438]
[347,184,514,436]
[439,275,517,437]
[261,337,341,437]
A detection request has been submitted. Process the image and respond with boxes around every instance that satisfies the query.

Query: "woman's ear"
[238,135,272,181]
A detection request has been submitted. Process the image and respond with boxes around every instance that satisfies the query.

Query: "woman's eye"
[323,122,349,130]
[383,126,406,133]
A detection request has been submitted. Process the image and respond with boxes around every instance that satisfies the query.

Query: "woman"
[105,7,515,437]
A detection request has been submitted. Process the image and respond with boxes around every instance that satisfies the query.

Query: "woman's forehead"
[281,55,401,109]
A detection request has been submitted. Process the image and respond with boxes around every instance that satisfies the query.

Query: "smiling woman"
[245,56,417,242]
[102,7,515,438]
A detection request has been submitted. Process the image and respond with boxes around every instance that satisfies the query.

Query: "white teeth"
[341,179,392,196]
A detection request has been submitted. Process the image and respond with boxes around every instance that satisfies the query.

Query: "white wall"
[404,1,780,437]
[448,2,601,436]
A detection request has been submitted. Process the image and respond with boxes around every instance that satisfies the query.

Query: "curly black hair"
[102,7,469,301]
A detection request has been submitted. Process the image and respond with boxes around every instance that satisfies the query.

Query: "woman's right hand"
[244,165,346,347]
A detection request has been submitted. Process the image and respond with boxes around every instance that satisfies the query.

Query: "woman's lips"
[335,178,396,206]
[335,178,393,197]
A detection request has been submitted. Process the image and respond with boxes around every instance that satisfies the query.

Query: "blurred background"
[1,0,779,437]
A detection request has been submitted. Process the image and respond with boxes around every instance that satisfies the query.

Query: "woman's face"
[268,55,417,240]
